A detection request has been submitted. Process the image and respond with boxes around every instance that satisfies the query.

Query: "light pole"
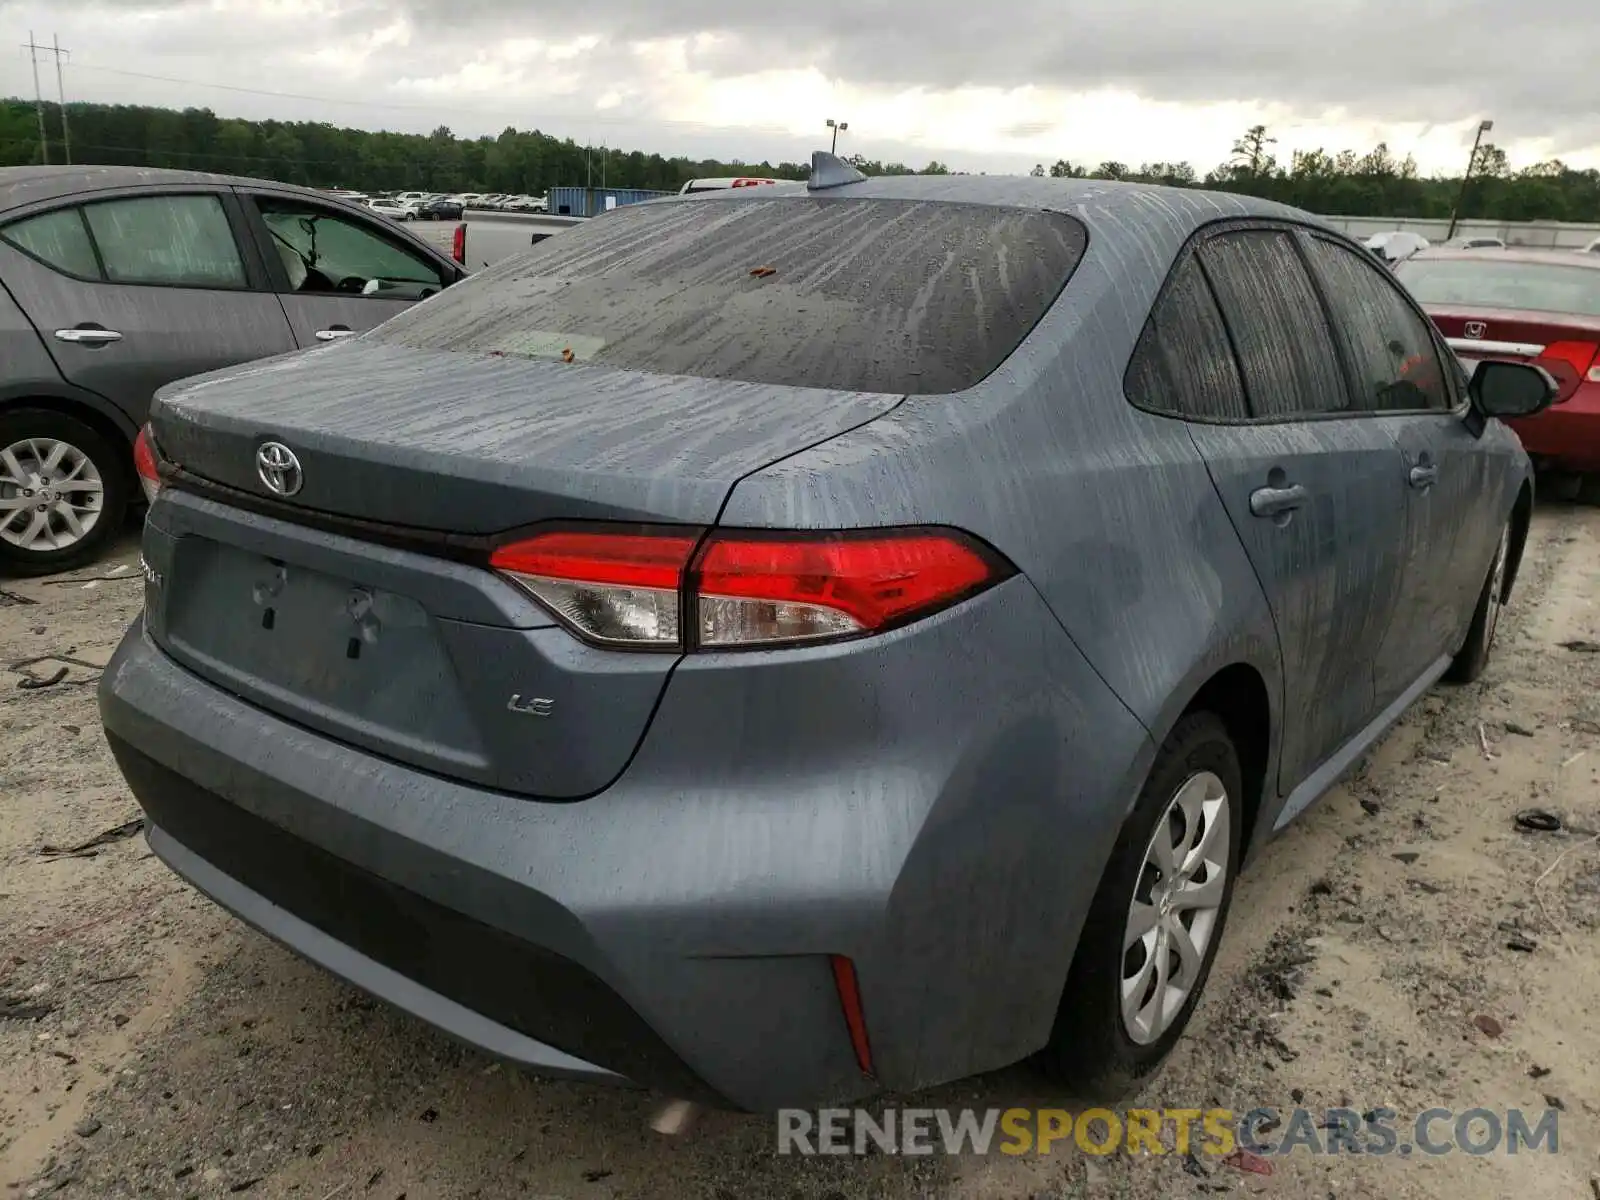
[826,118,848,154]
[1446,118,1494,242]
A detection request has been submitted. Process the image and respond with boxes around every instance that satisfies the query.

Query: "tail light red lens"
[1534,341,1599,402]
[451,223,466,264]
[695,530,1002,647]
[488,525,1011,651]
[132,424,161,504]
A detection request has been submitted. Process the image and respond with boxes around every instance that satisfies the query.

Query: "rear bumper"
[1507,382,1600,470]
[99,577,1151,1110]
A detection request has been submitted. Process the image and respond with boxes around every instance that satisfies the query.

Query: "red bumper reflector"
[830,954,876,1077]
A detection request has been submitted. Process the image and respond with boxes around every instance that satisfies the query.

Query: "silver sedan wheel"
[1121,769,1231,1045]
[1483,523,1511,651]
[0,437,105,553]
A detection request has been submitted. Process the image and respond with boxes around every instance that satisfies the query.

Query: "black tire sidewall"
[1447,517,1511,684]
[1045,710,1244,1094]
[0,407,130,577]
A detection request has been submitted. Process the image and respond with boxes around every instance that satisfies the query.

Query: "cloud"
[4,0,1596,174]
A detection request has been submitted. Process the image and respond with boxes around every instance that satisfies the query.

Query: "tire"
[0,407,130,577]
[1039,711,1243,1097]
[1446,518,1512,684]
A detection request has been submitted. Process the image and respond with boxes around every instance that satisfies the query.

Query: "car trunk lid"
[150,339,902,533]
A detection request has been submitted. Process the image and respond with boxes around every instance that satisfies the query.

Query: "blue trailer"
[547,186,675,217]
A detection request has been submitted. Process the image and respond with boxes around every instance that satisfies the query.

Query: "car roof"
[0,164,336,217]
[669,172,1321,242]
[1404,246,1600,269]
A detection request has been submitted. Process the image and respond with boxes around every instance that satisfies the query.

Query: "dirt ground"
[3,504,1599,1200]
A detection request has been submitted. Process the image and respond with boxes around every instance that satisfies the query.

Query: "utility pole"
[20,33,70,165]
[53,34,70,164]
[25,32,48,164]
[1446,118,1494,242]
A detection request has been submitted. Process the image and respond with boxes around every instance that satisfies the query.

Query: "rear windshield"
[370,196,1088,394]
[1395,258,1600,319]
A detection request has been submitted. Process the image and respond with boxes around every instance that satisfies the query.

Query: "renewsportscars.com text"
[776,1106,1560,1157]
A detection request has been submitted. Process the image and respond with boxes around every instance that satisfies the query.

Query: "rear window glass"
[1394,258,1600,319]
[369,197,1088,394]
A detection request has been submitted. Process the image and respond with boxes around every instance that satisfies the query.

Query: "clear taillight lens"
[489,529,698,648]
[488,525,1011,651]
[133,424,161,504]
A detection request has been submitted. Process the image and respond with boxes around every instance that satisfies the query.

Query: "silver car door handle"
[1249,483,1309,518]
[314,327,356,341]
[1409,465,1438,489]
[53,327,122,344]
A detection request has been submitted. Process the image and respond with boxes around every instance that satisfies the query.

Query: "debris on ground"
[1515,808,1564,833]
[37,818,145,859]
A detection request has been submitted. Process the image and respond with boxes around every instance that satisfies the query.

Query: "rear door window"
[369,197,1088,395]
[1199,229,1350,418]
[82,194,246,288]
[1125,255,1249,420]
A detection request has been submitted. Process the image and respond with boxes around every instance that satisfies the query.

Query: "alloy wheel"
[0,437,105,553]
[1121,770,1231,1045]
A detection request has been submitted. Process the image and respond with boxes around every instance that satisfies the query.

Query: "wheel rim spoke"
[1120,768,1232,1045]
[0,436,104,553]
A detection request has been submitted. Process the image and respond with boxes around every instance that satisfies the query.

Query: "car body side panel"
[1375,413,1518,698]
[718,201,1286,784]
[0,234,299,431]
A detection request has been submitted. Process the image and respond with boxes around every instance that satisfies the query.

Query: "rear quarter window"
[369,197,1088,395]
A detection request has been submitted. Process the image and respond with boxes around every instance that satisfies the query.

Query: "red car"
[1395,248,1600,472]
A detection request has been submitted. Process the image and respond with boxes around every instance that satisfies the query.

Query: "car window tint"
[1306,237,1453,413]
[368,197,1088,395]
[1199,230,1349,418]
[254,199,442,300]
[1,207,100,278]
[82,195,245,288]
[1125,256,1248,420]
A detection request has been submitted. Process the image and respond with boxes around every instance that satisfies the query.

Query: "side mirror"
[1469,359,1559,419]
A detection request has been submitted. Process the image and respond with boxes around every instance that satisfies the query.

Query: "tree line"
[3,102,1598,223]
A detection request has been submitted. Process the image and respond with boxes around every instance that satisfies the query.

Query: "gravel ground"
[2,503,1598,1199]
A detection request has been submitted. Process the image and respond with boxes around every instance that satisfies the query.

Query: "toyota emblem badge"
[256,441,303,497]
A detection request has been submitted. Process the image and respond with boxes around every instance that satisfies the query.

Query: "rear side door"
[1168,226,1410,793]
[234,189,456,347]
[0,189,297,426]
[1302,233,1502,702]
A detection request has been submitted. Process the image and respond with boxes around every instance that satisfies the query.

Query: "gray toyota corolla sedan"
[99,153,1554,1111]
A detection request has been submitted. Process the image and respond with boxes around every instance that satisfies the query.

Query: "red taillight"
[830,955,875,1077]
[1533,341,1599,402]
[694,529,1002,647]
[488,525,1010,651]
[451,223,466,264]
[132,424,161,504]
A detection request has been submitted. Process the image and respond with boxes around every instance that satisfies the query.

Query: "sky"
[0,0,1596,177]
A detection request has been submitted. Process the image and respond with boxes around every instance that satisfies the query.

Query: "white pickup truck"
[451,209,590,272]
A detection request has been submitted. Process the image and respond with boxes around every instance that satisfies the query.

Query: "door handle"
[53,327,122,345]
[1249,483,1309,518]
[314,327,355,341]
[1408,464,1438,489]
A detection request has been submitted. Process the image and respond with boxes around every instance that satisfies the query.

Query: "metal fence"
[1319,215,1600,248]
